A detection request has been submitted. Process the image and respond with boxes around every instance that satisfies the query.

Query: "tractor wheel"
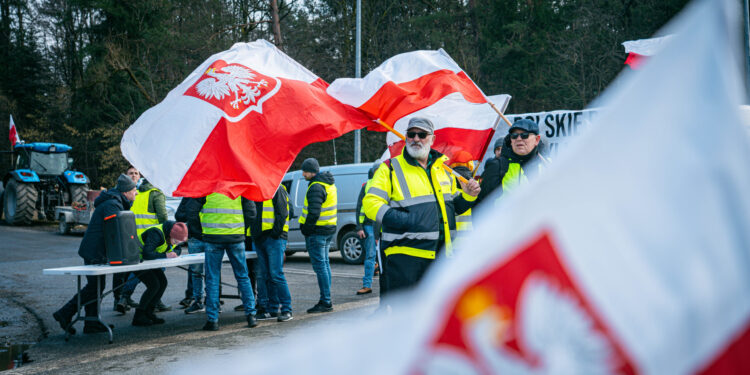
[3,179,38,225]
[69,184,89,205]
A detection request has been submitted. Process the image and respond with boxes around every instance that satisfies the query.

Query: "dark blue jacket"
[78,189,132,264]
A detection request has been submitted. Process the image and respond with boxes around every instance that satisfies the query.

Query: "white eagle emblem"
[195,65,269,109]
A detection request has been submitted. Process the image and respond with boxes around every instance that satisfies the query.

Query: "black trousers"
[137,269,167,312]
[57,263,106,320]
[384,254,433,294]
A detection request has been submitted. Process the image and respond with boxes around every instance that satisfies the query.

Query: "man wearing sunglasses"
[362,117,480,295]
[498,119,547,200]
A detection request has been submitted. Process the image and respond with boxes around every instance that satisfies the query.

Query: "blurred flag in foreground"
[121,40,372,201]
[175,0,750,373]
[622,35,673,69]
[327,49,510,163]
[8,115,20,146]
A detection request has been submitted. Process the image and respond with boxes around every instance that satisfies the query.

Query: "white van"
[282,163,371,264]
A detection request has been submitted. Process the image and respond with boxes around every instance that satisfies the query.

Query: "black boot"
[53,310,76,335]
[146,309,165,325]
[132,309,153,326]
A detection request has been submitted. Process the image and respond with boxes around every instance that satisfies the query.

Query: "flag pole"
[376,119,469,184]
[487,101,513,127]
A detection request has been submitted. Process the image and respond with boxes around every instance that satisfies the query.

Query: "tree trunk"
[270,0,282,48]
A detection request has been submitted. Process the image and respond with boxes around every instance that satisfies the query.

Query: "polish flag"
[174,0,750,374]
[622,35,673,69]
[8,115,20,146]
[121,40,372,201]
[327,49,510,163]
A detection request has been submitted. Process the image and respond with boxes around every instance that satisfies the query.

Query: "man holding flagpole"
[363,117,480,295]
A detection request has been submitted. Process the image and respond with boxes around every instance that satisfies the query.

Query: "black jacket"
[175,197,203,240]
[182,195,256,244]
[78,189,132,264]
[251,186,289,242]
[478,139,546,204]
[140,221,176,260]
[301,171,336,236]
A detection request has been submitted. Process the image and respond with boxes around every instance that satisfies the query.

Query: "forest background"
[0,0,689,188]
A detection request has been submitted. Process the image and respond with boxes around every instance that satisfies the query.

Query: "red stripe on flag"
[697,318,750,374]
[387,127,493,163]
[9,125,17,146]
[174,77,372,201]
[360,70,486,131]
[624,53,646,69]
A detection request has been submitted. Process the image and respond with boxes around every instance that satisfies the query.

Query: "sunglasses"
[406,131,430,139]
[510,132,535,140]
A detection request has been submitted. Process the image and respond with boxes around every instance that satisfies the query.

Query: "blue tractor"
[1,142,89,225]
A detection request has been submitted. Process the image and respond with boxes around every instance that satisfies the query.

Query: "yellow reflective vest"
[358,179,374,225]
[363,152,476,259]
[138,224,170,258]
[200,193,244,236]
[131,188,159,236]
[456,207,473,233]
[247,186,290,236]
[300,181,337,227]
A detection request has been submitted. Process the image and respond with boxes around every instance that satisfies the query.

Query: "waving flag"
[121,40,372,201]
[327,49,509,163]
[622,35,673,69]
[173,0,750,374]
[8,115,20,146]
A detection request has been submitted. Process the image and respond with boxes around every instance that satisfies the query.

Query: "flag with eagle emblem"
[121,40,372,201]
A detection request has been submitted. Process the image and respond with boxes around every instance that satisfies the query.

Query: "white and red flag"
[8,115,20,146]
[327,49,510,163]
[121,40,372,201]
[175,0,750,374]
[622,35,673,69]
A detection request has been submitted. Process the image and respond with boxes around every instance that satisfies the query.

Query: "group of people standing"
[51,115,547,335]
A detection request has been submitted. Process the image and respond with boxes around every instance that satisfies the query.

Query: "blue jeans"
[121,272,140,298]
[204,241,256,322]
[305,234,333,305]
[362,225,377,288]
[188,238,206,301]
[256,237,292,313]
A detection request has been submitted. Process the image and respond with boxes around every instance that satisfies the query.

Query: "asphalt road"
[0,224,379,374]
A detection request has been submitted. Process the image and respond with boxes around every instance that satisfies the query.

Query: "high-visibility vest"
[138,224,169,256]
[299,181,337,226]
[247,186,290,236]
[358,179,374,224]
[497,159,544,204]
[456,208,472,233]
[200,193,244,236]
[363,153,476,259]
[131,188,158,236]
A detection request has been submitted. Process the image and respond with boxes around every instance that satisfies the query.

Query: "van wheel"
[339,231,365,264]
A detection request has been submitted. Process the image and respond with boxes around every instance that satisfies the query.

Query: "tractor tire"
[3,179,38,225]
[69,184,89,205]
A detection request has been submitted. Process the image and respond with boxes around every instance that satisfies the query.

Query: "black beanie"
[301,158,320,173]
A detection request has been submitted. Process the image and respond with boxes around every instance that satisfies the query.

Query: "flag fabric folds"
[8,115,20,146]
[327,49,509,163]
[622,35,673,69]
[121,39,372,201]
[174,0,750,374]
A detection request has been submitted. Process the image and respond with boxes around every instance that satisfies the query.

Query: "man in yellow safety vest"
[363,118,480,294]
[299,158,337,313]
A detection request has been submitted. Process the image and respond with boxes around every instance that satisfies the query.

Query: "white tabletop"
[43,251,256,276]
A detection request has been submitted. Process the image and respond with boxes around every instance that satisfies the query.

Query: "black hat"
[509,119,539,134]
[301,158,320,173]
[115,174,136,192]
[493,137,504,150]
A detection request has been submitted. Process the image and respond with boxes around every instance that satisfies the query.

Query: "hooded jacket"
[300,171,336,236]
[355,164,379,230]
[78,189,132,264]
[477,136,546,204]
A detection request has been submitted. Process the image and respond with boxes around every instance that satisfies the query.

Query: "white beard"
[406,141,430,160]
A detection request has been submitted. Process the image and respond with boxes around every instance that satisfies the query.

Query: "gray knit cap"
[115,174,136,192]
[301,158,320,173]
